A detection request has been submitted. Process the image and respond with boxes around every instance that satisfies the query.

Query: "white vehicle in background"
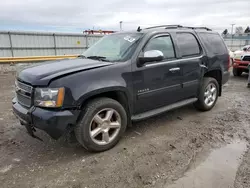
[232,45,250,76]
[233,45,250,58]
[228,45,250,66]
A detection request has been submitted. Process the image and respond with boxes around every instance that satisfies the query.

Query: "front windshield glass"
[82,33,143,62]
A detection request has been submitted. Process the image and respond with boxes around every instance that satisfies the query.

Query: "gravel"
[0,70,250,188]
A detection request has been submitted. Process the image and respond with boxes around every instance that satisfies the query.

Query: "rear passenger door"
[176,32,203,99]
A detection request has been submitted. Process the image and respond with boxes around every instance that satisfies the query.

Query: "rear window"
[176,33,201,57]
[199,33,227,55]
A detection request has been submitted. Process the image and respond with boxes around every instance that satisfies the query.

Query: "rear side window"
[176,33,201,57]
[199,33,227,55]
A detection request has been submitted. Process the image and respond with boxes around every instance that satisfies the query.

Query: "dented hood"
[17,58,113,86]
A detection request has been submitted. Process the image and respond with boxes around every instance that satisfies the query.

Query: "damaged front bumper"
[12,97,80,140]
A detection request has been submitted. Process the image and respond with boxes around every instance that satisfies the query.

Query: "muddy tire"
[233,68,242,76]
[194,77,219,111]
[58,127,81,148]
[74,98,127,152]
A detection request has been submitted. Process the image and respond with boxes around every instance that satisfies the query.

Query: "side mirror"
[138,50,164,66]
[243,47,247,52]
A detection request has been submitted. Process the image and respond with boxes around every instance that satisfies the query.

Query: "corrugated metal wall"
[3,31,248,57]
[0,31,103,57]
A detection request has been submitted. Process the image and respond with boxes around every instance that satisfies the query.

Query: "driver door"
[133,34,182,114]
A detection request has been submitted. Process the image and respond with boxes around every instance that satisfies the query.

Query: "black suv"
[12,25,230,152]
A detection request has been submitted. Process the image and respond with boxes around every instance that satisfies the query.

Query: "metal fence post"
[231,35,234,50]
[8,32,14,57]
[53,33,57,55]
[85,34,88,49]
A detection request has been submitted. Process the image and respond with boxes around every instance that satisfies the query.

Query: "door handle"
[169,67,180,72]
[199,62,208,69]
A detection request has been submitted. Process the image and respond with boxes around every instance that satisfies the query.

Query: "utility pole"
[119,21,123,31]
[231,24,235,35]
[230,24,235,50]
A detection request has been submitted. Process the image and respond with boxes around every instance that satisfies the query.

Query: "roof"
[142,25,215,33]
[116,25,217,35]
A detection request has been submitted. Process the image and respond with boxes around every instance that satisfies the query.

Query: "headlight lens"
[234,55,242,60]
[34,87,65,108]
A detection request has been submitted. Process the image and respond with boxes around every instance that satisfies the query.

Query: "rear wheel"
[233,68,242,76]
[75,98,127,152]
[194,77,219,111]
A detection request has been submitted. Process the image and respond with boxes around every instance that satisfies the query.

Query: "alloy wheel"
[89,108,121,146]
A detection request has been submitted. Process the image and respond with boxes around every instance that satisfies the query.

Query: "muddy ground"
[0,69,250,188]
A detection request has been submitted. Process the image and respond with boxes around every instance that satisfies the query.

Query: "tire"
[233,68,242,76]
[58,127,81,148]
[74,98,127,152]
[194,77,219,111]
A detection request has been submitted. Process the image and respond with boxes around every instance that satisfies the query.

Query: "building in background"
[83,30,116,35]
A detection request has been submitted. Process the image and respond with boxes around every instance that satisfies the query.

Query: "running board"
[131,98,198,121]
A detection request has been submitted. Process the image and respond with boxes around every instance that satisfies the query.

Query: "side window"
[199,33,227,55]
[144,35,175,59]
[176,33,201,57]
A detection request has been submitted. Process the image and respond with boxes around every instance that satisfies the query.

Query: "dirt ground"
[0,69,250,188]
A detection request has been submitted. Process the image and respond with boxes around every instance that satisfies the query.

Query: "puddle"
[167,140,247,188]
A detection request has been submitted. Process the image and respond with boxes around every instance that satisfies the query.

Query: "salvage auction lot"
[0,70,250,188]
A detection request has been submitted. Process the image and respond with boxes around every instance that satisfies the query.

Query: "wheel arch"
[77,88,132,126]
[203,69,222,96]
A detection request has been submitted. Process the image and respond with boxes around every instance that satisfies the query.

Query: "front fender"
[75,86,131,106]
[48,61,133,110]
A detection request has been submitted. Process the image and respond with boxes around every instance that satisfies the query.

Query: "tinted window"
[176,33,200,57]
[199,33,227,55]
[144,35,175,59]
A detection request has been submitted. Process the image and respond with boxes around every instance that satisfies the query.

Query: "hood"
[17,58,113,86]
[234,50,243,55]
[233,51,250,59]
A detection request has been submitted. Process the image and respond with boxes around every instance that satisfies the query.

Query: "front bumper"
[12,97,80,139]
[232,59,249,70]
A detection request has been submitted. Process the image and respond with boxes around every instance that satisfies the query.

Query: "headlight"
[34,87,65,108]
[234,55,242,60]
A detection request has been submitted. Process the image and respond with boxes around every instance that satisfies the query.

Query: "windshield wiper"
[86,56,110,62]
[77,54,86,58]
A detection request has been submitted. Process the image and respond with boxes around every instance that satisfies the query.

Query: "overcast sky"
[0,0,249,33]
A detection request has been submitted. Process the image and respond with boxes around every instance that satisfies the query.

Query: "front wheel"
[75,98,127,152]
[194,77,219,111]
[233,68,242,76]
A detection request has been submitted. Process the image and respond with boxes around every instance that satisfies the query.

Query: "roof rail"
[144,25,212,31]
[145,25,183,29]
[183,26,212,31]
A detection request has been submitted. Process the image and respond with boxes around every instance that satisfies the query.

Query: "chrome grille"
[239,64,248,67]
[242,56,250,62]
[15,80,33,108]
